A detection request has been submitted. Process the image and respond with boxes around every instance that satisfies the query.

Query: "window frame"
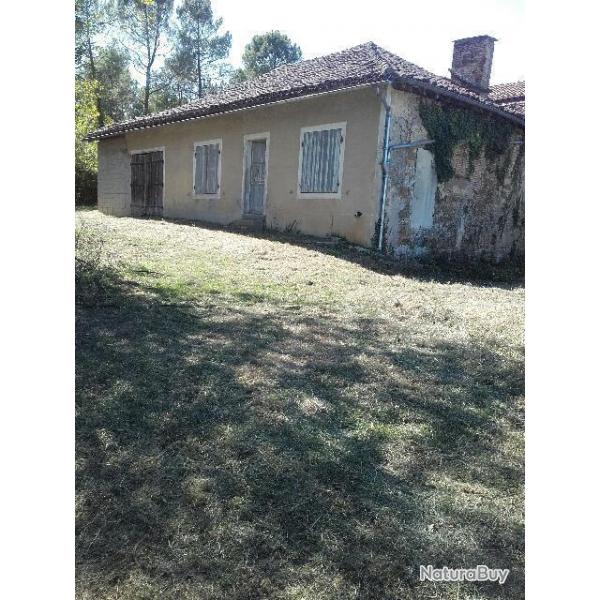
[192,138,223,199]
[297,121,346,200]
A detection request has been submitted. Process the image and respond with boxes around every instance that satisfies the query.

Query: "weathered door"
[410,148,437,231]
[244,140,266,215]
[130,151,164,217]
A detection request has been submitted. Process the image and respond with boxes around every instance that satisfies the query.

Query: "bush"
[75,164,98,206]
[75,80,99,206]
[75,223,116,306]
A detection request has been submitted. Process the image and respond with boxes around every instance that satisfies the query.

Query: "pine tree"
[170,0,231,99]
[239,31,302,79]
[117,0,174,114]
[75,0,110,125]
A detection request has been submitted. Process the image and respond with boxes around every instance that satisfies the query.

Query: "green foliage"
[75,80,99,205]
[240,30,302,78]
[170,0,232,99]
[75,2,306,128]
[75,221,117,305]
[76,0,113,125]
[229,68,248,85]
[117,0,175,114]
[418,101,514,183]
[95,44,140,122]
[75,0,110,76]
[149,60,194,111]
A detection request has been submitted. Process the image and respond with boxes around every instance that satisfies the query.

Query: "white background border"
[3,2,600,599]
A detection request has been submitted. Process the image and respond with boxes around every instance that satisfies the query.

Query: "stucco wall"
[97,86,383,246]
[97,136,130,216]
[96,84,524,262]
[383,88,525,263]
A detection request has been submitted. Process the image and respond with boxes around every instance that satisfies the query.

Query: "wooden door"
[410,148,436,231]
[244,140,266,215]
[130,153,147,216]
[130,151,163,217]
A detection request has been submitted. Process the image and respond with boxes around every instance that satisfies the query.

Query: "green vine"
[418,101,514,183]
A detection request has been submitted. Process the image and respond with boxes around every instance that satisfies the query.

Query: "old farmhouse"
[87,35,525,262]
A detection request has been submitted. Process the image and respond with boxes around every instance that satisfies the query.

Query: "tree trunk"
[143,4,152,115]
[144,68,151,114]
[86,31,104,127]
[197,46,202,99]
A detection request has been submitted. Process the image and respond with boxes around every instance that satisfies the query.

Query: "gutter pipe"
[388,139,434,151]
[375,86,436,253]
[376,87,392,252]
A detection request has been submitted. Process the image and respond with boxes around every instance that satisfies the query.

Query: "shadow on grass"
[76,266,524,599]
[135,214,524,288]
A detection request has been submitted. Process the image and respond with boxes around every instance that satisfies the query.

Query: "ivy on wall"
[418,101,515,183]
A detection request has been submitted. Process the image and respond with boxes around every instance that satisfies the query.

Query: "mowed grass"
[76,209,525,600]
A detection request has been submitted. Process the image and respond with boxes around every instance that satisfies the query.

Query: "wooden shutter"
[130,153,146,213]
[147,151,164,216]
[194,145,206,194]
[205,144,220,194]
[195,143,220,195]
[300,128,342,194]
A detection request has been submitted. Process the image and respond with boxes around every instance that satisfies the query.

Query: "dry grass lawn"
[76,209,524,599]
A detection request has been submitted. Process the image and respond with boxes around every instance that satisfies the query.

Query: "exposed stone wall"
[451,36,495,92]
[383,89,524,263]
[430,140,524,262]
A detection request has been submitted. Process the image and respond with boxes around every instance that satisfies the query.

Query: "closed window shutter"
[194,145,207,194]
[205,144,220,194]
[300,128,342,193]
[195,143,220,194]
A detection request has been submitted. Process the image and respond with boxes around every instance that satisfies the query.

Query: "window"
[193,139,222,197]
[298,122,346,198]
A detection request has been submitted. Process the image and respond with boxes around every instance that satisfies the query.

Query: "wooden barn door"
[131,151,163,217]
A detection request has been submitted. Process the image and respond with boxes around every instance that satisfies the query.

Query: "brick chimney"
[450,35,497,92]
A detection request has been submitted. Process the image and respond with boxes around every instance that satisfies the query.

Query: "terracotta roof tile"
[87,42,524,140]
[498,100,525,117]
[486,81,525,117]
[488,81,525,103]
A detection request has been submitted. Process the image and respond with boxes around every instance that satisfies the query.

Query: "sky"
[207,0,525,84]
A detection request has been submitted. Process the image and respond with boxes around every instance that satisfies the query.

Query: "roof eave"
[85,72,524,142]
[391,76,525,128]
[493,95,526,105]
[84,77,389,141]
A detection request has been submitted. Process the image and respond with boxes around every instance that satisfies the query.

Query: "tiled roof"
[86,42,524,140]
[488,81,525,103]
[498,100,525,117]
[487,81,525,117]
